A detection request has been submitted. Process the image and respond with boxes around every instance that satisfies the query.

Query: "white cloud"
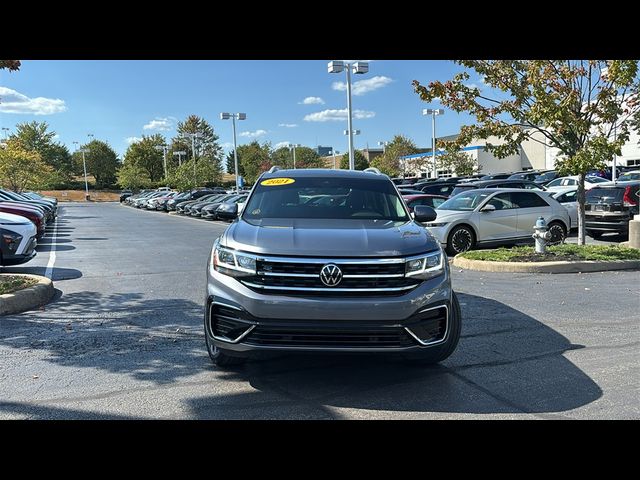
[53,134,60,140]
[304,109,376,122]
[221,142,235,150]
[299,96,325,105]
[274,141,290,149]
[465,83,480,90]
[125,136,142,145]
[143,116,175,131]
[331,76,392,96]
[278,123,298,128]
[239,129,268,138]
[0,86,66,115]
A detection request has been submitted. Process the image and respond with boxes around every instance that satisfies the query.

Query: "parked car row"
[0,190,58,267]
[121,188,250,222]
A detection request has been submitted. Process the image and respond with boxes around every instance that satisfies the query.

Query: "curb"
[453,255,640,274]
[0,274,55,316]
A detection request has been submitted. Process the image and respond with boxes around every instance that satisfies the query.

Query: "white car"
[424,188,571,255]
[0,211,38,266]
[617,170,640,182]
[545,175,610,191]
[549,187,578,229]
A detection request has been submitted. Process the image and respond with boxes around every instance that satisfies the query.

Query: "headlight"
[212,244,257,277]
[405,250,444,280]
[2,231,23,252]
[424,222,449,227]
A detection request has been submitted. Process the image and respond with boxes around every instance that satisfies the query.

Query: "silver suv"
[204,168,461,367]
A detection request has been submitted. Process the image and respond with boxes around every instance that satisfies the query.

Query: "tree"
[167,157,223,191]
[371,135,419,176]
[238,141,272,184]
[0,60,20,71]
[10,121,74,179]
[117,162,151,190]
[271,146,323,170]
[340,150,369,170]
[0,139,52,192]
[73,139,119,188]
[413,60,640,245]
[169,115,223,181]
[123,134,166,182]
[225,150,245,177]
[436,150,480,176]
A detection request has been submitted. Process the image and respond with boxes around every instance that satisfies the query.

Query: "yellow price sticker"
[261,178,295,186]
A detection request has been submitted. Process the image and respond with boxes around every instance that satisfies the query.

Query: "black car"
[416,179,465,197]
[479,173,512,181]
[448,179,546,198]
[120,190,133,202]
[508,171,544,181]
[534,171,558,185]
[585,181,640,238]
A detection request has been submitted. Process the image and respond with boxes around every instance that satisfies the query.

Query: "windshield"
[437,190,491,211]
[450,185,475,197]
[536,172,556,182]
[619,172,640,181]
[242,176,409,222]
[586,187,624,203]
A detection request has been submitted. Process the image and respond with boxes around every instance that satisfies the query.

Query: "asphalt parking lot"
[0,202,638,419]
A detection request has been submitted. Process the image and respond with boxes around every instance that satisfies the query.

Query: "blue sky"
[0,60,482,169]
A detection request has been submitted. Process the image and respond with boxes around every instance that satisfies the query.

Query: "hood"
[0,211,33,225]
[435,209,469,220]
[222,218,440,257]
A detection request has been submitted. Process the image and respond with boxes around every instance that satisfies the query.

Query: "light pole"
[173,150,186,167]
[72,141,90,198]
[155,144,169,180]
[330,149,340,169]
[328,60,369,170]
[288,143,301,169]
[1,127,9,140]
[422,109,444,179]
[181,133,203,188]
[378,141,389,154]
[220,112,246,192]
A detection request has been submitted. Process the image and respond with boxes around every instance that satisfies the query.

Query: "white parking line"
[45,216,58,279]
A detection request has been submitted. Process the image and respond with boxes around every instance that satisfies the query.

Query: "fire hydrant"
[532,216,552,254]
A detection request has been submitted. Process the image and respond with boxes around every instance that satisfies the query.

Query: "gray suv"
[204,168,461,367]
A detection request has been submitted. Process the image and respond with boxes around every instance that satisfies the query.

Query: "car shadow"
[0,402,135,420]
[185,292,602,418]
[0,266,82,281]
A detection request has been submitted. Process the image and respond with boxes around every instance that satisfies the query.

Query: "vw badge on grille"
[320,264,343,287]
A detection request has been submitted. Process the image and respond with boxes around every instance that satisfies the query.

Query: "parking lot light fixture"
[181,133,203,188]
[220,113,246,192]
[155,144,169,179]
[288,143,301,169]
[173,150,186,166]
[422,109,444,179]
[378,141,389,154]
[328,60,369,170]
[79,148,90,198]
[1,127,9,139]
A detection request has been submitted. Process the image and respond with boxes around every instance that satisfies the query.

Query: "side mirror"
[413,205,437,223]
[216,202,238,219]
[480,204,496,213]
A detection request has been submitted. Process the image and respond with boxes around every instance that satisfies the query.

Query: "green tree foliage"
[10,121,74,179]
[225,150,245,176]
[436,150,479,176]
[116,162,152,190]
[340,150,369,170]
[270,146,323,170]
[73,139,119,188]
[371,135,418,176]
[168,115,223,182]
[0,60,21,71]
[413,60,640,244]
[238,141,272,184]
[0,139,52,192]
[167,157,223,191]
[123,134,166,182]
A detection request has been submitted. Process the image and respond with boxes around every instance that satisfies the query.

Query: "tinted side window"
[512,192,549,208]
[487,192,516,210]
[432,198,446,208]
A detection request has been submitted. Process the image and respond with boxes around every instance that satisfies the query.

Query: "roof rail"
[363,167,382,175]
[268,166,281,173]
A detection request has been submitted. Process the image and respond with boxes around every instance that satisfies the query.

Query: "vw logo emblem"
[320,264,343,287]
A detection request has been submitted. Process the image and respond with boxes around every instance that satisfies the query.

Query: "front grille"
[240,256,422,295]
[245,326,416,348]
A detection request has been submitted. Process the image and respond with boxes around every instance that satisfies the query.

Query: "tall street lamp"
[173,150,186,167]
[422,109,444,179]
[73,141,90,197]
[328,60,369,170]
[288,143,301,169]
[220,112,246,192]
[378,141,389,154]
[1,127,9,139]
[155,144,169,180]
[330,148,340,169]
[181,133,203,188]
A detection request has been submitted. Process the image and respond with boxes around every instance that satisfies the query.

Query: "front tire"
[402,292,462,365]
[547,221,567,245]
[446,225,475,256]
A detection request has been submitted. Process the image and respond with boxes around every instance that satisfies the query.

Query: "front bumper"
[1,236,37,266]
[205,263,452,354]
